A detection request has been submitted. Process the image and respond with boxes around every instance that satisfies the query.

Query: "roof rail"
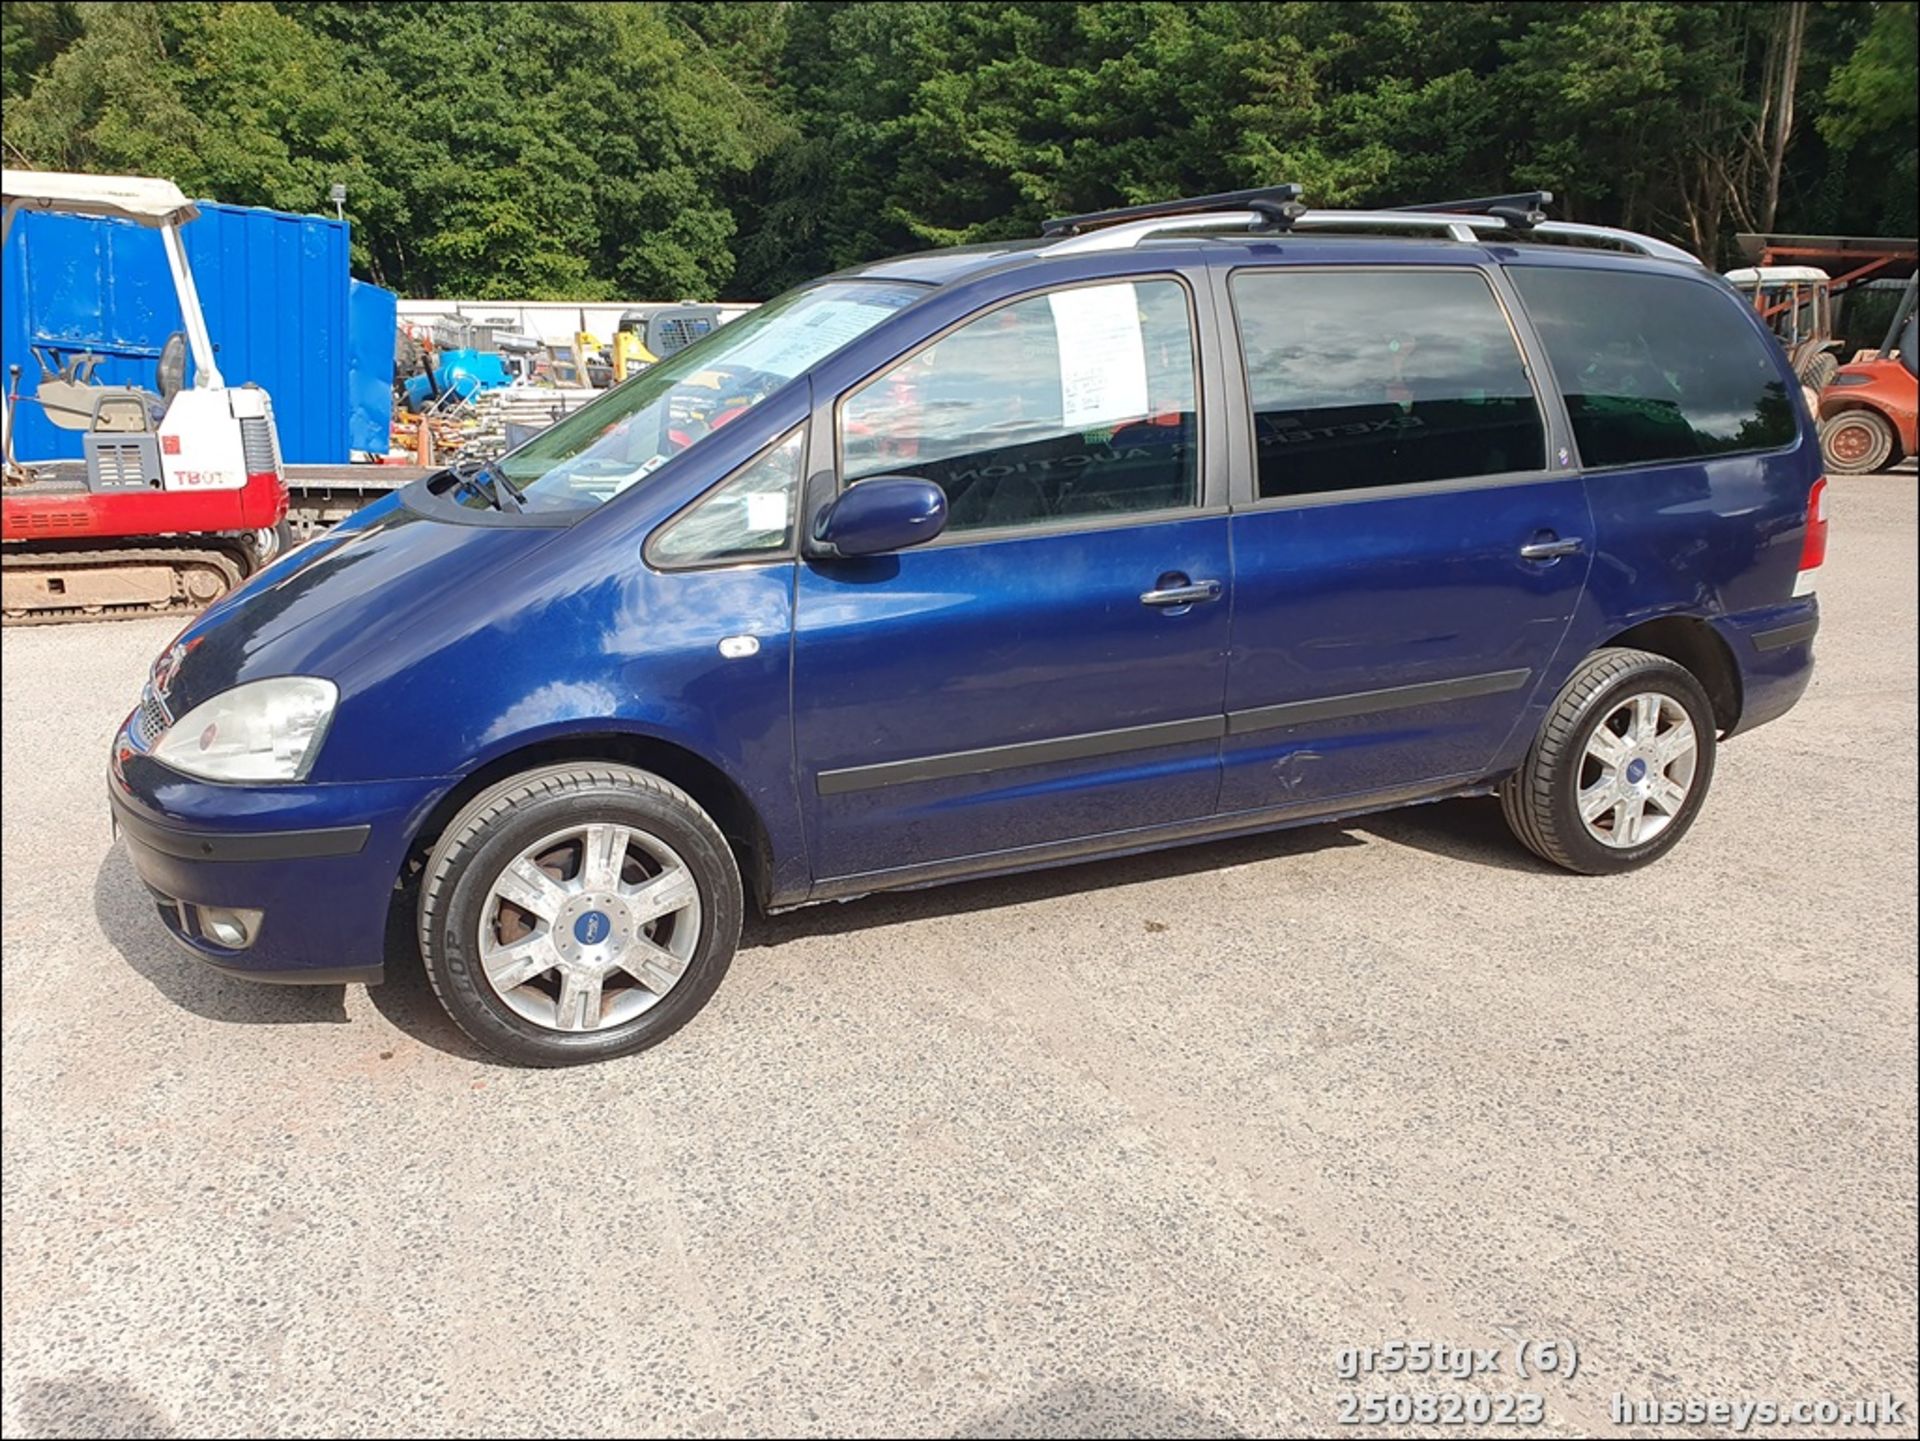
[1285,210,1507,244]
[1040,185,1304,238]
[1526,221,1701,265]
[1038,186,1701,265]
[1388,189,1701,262]
[1302,208,1700,264]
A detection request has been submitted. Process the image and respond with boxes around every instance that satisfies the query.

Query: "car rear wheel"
[418,763,742,1066]
[1500,648,1717,875]
[1820,409,1896,474]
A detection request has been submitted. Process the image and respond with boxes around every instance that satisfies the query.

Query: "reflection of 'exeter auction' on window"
[841,279,1198,532]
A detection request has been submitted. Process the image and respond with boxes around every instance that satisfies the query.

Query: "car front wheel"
[417,763,743,1066]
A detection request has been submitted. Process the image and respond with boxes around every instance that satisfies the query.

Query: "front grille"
[239,416,282,476]
[134,685,172,747]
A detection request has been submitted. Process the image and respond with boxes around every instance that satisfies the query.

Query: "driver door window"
[839,279,1199,533]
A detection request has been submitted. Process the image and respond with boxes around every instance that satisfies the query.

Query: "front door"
[793,276,1231,882]
[1217,264,1592,813]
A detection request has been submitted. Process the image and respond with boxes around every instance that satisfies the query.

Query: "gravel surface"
[3,473,1915,1438]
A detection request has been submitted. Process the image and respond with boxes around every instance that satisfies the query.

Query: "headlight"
[153,677,338,783]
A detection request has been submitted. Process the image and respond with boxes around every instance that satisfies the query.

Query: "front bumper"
[110,720,450,984]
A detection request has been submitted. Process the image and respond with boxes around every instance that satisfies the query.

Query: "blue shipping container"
[2,200,394,464]
[347,279,398,459]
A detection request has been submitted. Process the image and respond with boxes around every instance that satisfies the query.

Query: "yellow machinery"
[612,330,657,382]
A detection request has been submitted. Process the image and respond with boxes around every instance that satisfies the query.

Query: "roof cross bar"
[1040,184,1303,238]
[1389,191,1553,229]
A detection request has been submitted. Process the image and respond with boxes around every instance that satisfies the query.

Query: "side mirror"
[810,476,948,558]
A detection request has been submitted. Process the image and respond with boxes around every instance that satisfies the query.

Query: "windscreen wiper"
[491,468,529,511]
[444,457,523,513]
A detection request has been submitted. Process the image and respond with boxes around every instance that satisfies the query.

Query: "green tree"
[3,4,406,277]
[292,1,777,297]
[0,0,81,103]
[1818,0,1918,232]
[5,2,1916,298]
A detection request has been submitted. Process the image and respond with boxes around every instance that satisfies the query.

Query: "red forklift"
[1819,275,1918,474]
[1731,232,1917,474]
[2,170,290,624]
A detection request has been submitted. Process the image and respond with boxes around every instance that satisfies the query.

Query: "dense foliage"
[4,1,1914,299]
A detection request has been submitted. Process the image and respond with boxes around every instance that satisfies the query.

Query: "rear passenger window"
[1231,270,1545,499]
[840,279,1198,533]
[1510,267,1796,468]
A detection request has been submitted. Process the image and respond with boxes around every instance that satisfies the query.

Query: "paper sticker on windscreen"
[1049,284,1150,430]
[724,298,908,379]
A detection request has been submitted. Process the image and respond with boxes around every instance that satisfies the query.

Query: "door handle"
[1518,536,1585,561]
[1139,578,1223,607]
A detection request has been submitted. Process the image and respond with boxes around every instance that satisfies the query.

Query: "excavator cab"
[27,334,180,437]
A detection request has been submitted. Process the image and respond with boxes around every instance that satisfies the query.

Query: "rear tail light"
[1801,477,1829,569]
[1793,476,1827,595]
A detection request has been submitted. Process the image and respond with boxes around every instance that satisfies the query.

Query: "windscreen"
[477,280,926,514]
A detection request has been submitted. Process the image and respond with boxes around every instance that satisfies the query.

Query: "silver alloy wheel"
[1577,691,1699,849]
[478,823,702,1032]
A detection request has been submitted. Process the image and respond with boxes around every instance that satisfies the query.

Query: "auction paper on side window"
[1048,284,1149,429]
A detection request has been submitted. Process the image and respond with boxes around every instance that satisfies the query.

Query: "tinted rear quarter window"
[1510,267,1797,468]
[1231,268,1546,499]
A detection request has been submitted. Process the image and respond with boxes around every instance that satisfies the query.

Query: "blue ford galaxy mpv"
[111,188,1826,1066]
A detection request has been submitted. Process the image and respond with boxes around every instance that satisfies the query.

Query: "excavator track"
[1,542,250,627]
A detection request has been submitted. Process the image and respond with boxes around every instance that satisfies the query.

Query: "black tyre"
[1820,408,1896,474]
[247,520,295,571]
[1500,648,1717,876]
[1797,350,1839,394]
[418,763,742,1066]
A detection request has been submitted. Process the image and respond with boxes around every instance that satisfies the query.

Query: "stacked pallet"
[453,385,603,458]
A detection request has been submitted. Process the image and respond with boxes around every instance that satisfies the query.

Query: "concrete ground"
[2,474,1915,1439]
